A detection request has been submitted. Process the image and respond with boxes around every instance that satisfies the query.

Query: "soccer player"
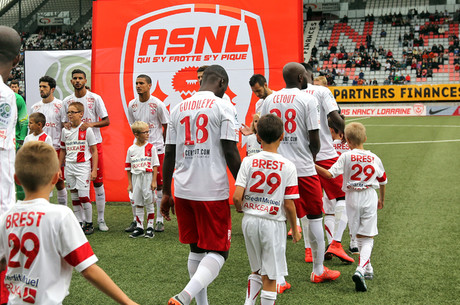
[13,90,28,201]
[125,121,160,238]
[260,62,340,283]
[126,74,169,233]
[233,114,301,305]
[0,25,21,304]
[301,63,354,264]
[250,74,273,114]
[0,141,138,305]
[315,122,387,292]
[30,75,67,205]
[24,112,53,146]
[162,65,241,305]
[63,69,110,231]
[59,102,98,235]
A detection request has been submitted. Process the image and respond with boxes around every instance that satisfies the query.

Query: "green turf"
[60,116,460,305]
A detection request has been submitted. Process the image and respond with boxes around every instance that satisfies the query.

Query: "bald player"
[163,65,241,305]
[260,62,340,283]
[0,25,21,305]
[300,63,354,264]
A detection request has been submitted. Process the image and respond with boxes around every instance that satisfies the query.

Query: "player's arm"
[327,110,345,136]
[151,166,158,191]
[308,129,320,162]
[221,139,241,179]
[284,199,301,243]
[90,144,98,181]
[239,123,253,136]
[315,164,333,179]
[81,264,138,305]
[0,258,5,272]
[59,147,66,168]
[162,124,167,141]
[83,116,110,130]
[232,186,245,213]
[161,144,176,221]
[378,184,385,209]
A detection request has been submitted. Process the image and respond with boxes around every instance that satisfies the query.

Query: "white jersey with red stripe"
[125,142,160,175]
[303,84,339,161]
[332,139,350,156]
[0,75,17,151]
[246,134,262,156]
[60,123,97,163]
[260,88,320,177]
[166,91,239,201]
[127,96,169,154]
[30,98,64,150]
[24,131,53,147]
[62,91,108,144]
[0,198,98,305]
[236,151,299,221]
[329,149,387,192]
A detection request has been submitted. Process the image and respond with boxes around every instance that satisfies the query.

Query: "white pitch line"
[366,139,460,145]
[364,124,460,128]
[346,117,370,122]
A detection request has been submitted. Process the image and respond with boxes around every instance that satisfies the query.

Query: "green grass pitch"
[62,116,460,305]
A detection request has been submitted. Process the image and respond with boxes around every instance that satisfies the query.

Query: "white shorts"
[346,188,378,237]
[242,214,287,280]
[65,162,91,191]
[0,149,15,214]
[132,172,154,206]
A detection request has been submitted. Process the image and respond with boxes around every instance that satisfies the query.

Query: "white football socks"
[57,188,67,206]
[260,290,276,305]
[135,206,144,229]
[187,252,208,305]
[94,185,105,223]
[358,237,374,270]
[333,200,348,242]
[146,203,155,228]
[156,189,163,223]
[70,192,82,223]
[300,216,311,248]
[244,274,262,305]
[308,217,325,276]
[324,214,334,245]
[181,252,225,305]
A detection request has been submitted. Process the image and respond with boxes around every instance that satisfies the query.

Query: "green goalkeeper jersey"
[15,93,28,150]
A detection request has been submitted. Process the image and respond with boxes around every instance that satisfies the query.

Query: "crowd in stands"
[7,27,92,85]
[308,8,460,86]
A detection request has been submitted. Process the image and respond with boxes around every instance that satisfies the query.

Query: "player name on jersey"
[5,211,45,228]
[272,94,295,104]
[179,98,214,112]
[251,159,285,171]
[350,154,374,163]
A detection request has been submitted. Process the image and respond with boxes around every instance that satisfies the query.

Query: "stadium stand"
[1,0,459,89]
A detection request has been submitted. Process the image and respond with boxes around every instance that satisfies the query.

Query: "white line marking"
[366,139,460,145]
[346,117,370,122]
[364,124,460,128]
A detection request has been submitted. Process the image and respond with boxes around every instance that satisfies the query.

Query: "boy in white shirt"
[125,121,160,238]
[59,102,98,235]
[316,122,387,292]
[0,141,138,305]
[234,114,301,305]
[24,112,53,146]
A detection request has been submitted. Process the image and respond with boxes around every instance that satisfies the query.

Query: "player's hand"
[63,122,71,130]
[90,170,97,181]
[150,182,157,192]
[127,185,132,192]
[160,194,175,221]
[378,199,384,209]
[80,122,91,131]
[239,124,253,136]
[292,231,302,243]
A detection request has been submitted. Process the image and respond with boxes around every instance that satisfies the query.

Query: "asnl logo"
[120,4,269,123]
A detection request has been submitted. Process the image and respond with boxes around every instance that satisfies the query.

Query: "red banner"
[92,0,303,201]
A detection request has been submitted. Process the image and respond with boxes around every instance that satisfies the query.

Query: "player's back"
[0,198,97,304]
[303,84,339,161]
[167,91,238,201]
[334,149,387,192]
[260,88,320,177]
[238,151,298,221]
